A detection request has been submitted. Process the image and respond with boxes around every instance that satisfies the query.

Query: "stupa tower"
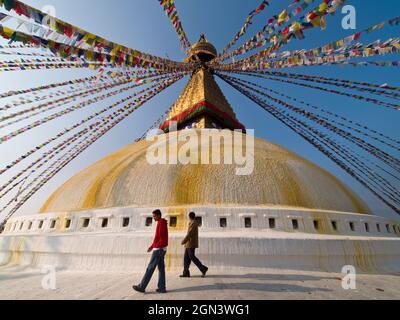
[160,35,245,132]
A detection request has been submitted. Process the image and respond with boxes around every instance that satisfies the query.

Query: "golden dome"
[187,35,217,62]
[40,131,369,214]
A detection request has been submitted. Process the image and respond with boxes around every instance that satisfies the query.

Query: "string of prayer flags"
[0,79,133,128]
[261,41,400,69]
[0,0,190,70]
[0,60,108,73]
[0,72,184,178]
[258,37,399,69]
[221,0,271,55]
[261,70,400,93]
[219,74,400,211]
[224,73,400,152]
[0,49,55,57]
[0,72,187,200]
[262,70,400,100]
[215,0,332,63]
[158,0,191,51]
[237,76,400,146]
[0,72,187,144]
[0,75,97,102]
[285,17,400,62]
[1,75,185,219]
[228,70,400,111]
[215,15,400,72]
[221,73,400,174]
[0,129,87,199]
[217,0,318,61]
[0,22,191,71]
[0,72,151,112]
[219,75,400,213]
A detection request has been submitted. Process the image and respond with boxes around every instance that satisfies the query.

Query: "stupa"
[1,36,399,273]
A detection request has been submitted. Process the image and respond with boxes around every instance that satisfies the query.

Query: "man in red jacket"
[133,209,169,294]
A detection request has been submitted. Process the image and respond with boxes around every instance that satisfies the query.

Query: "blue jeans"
[139,249,166,290]
[183,248,207,276]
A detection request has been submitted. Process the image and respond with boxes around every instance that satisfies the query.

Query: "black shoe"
[179,274,190,278]
[132,285,145,293]
[156,288,167,294]
[201,267,209,278]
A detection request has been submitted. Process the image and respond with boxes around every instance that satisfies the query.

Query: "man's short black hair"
[189,212,196,220]
[152,209,162,217]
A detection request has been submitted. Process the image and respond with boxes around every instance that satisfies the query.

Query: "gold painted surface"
[167,68,238,122]
[353,240,374,272]
[185,35,217,63]
[40,131,369,214]
[165,207,188,271]
[83,141,149,209]
[6,237,25,266]
[190,35,217,57]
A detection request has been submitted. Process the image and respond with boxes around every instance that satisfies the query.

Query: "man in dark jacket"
[180,212,208,278]
[133,209,169,294]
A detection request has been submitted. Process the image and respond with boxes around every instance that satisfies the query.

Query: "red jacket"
[150,219,169,250]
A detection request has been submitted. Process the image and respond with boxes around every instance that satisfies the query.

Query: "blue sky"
[0,0,399,220]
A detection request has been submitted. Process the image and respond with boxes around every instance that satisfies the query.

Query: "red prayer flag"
[353,32,362,41]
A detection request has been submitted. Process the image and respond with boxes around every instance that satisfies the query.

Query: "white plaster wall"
[2,206,400,274]
[4,206,400,238]
[1,232,400,274]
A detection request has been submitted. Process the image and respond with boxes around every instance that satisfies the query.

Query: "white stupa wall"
[1,206,400,273]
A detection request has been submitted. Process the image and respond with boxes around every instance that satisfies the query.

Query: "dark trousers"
[183,248,207,276]
[139,249,166,290]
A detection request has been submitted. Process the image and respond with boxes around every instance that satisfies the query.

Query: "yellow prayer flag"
[290,22,302,32]
[311,16,321,27]
[278,10,288,23]
[2,26,14,38]
[372,22,385,31]
[319,2,329,12]
[336,40,344,47]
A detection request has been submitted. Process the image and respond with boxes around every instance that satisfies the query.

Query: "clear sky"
[0,0,399,220]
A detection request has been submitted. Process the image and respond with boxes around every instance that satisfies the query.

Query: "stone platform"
[0,267,399,300]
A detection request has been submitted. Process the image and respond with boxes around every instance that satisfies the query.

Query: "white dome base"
[1,205,400,273]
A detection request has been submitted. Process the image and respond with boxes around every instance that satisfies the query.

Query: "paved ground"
[0,267,399,300]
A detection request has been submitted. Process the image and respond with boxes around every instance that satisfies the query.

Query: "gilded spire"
[160,36,245,132]
[185,34,218,63]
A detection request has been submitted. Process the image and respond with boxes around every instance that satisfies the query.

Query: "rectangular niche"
[170,216,178,228]
[82,218,90,228]
[101,218,109,228]
[145,217,153,227]
[269,218,276,229]
[220,218,227,228]
[50,220,56,229]
[122,217,130,228]
[65,219,71,229]
[244,217,252,229]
